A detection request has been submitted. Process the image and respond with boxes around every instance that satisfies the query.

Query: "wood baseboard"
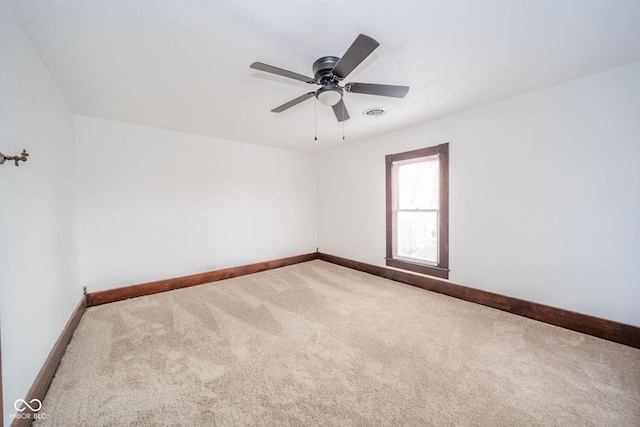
[317,252,640,349]
[86,253,318,307]
[87,251,640,347]
[7,253,315,426]
[6,251,637,427]
[10,295,86,427]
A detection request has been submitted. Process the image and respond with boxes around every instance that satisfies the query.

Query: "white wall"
[76,116,318,291]
[0,1,82,425]
[318,61,640,327]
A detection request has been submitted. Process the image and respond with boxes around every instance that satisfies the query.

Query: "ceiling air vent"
[363,107,387,118]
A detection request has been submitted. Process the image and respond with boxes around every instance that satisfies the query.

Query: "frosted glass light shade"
[316,87,342,106]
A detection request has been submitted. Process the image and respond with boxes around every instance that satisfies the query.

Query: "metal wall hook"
[0,149,29,166]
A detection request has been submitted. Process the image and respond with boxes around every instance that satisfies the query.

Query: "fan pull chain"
[314,98,317,141]
[342,102,346,140]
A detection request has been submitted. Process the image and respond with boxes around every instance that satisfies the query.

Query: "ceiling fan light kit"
[250,34,409,123]
[315,86,342,106]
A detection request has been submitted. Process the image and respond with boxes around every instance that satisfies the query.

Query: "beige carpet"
[35,260,640,426]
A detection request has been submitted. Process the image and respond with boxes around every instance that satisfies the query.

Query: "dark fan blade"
[250,62,316,84]
[332,99,350,122]
[331,34,379,80]
[271,92,315,113]
[346,82,409,98]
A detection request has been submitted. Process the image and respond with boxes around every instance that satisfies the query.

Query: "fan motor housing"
[313,56,340,82]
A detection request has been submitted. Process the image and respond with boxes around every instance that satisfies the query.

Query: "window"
[386,143,449,278]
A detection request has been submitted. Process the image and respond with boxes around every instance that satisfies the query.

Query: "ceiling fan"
[250,34,409,122]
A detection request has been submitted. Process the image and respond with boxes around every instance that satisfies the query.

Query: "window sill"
[385,257,449,279]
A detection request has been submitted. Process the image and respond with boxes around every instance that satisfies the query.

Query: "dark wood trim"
[86,253,318,307]
[318,252,640,349]
[385,143,449,279]
[438,143,450,270]
[4,251,636,427]
[385,257,449,279]
[385,154,394,261]
[11,296,86,427]
[387,145,442,163]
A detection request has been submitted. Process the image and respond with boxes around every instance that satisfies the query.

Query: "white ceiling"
[9,0,640,153]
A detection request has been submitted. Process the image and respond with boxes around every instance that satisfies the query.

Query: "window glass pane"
[397,158,439,209]
[397,211,438,263]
